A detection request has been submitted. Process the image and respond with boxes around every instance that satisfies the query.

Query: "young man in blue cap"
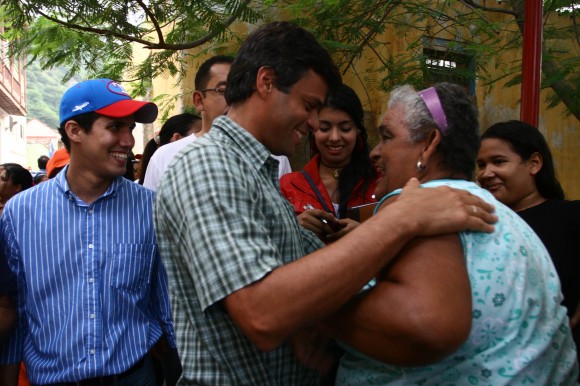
[0,79,177,386]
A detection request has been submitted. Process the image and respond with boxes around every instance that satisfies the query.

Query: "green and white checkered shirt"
[155,116,324,385]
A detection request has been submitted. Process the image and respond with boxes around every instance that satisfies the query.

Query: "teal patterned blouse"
[337,180,578,386]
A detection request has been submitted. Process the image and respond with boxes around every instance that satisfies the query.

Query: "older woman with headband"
[324,83,578,385]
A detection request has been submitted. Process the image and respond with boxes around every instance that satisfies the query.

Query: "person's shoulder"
[161,134,198,156]
[119,177,155,198]
[554,198,580,208]
[545,198,580,214]
[531,199,580,212]
[149,139,184,165]
[280,170,305,185]
[3,188,39,220]
[6,178,57,206]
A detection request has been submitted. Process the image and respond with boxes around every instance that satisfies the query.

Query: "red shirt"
[280,154,376,217]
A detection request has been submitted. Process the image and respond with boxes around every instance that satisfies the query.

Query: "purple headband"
[418,87,448,133]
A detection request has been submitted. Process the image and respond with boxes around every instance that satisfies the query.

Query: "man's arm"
[0,295,16,341]
[150,251,177,349]
[0,221,18,343]
[223,178,495,351]
[0,213,26,367]
[0,363,19,386]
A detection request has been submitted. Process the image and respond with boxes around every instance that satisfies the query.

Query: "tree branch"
[342,0,401,75]
[541,47,580,121]
[459,0,518,17]
[135,0,164,45]
[37,9,157,46]
[36,0,252,51]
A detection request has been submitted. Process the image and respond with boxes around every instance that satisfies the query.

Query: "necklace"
[320,161,344,180]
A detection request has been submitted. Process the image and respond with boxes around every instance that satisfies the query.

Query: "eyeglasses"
[198,86,226,95]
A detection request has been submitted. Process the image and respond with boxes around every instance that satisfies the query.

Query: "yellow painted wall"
[141,6,579,198]
[343,5,580,199]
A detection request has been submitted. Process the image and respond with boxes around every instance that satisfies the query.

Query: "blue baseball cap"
[59,79,158,126]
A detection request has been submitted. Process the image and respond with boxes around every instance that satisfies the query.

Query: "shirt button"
[89,349,95,355]
[88,209,93,214]
[88,244,94,249]
[88,278,94,283]
[89,313,95,319]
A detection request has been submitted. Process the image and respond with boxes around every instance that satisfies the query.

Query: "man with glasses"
[143,55,234,191]
[143,54,291,190]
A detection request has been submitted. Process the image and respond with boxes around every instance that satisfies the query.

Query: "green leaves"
[1,0,578,119]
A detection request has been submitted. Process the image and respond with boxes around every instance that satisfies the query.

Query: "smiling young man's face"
[73,115,136,181]
[264,70,328,156]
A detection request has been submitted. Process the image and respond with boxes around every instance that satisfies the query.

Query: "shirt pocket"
[110,243,154,293]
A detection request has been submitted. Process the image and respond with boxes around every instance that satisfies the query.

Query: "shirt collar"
[54,164,123,203]
[211,116,280,181]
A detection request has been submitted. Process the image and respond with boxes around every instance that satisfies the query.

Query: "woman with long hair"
[280,84,376,241]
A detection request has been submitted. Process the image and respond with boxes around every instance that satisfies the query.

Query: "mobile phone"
[303,204,343,232]
[320,217,344,232]
[346,202,378,222]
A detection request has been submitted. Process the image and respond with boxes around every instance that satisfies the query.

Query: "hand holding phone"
[319,216,344,232]
[303,204,343,233]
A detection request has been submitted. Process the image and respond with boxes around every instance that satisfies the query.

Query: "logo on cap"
[107,81,130,97]
[72,102,90,113]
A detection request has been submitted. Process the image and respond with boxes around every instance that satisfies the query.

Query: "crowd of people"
[0,20,578,386]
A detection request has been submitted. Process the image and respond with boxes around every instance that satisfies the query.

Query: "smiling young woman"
[279,84,377,242]
[477,120,580,379]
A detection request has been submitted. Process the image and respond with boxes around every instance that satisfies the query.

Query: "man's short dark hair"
[58,112,100,152]
[195,55,235,91]
[225,21,341,105]
[37,155,49,170]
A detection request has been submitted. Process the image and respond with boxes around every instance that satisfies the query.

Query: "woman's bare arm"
[324,233,472,366]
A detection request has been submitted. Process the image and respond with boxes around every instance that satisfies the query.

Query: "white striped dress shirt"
[0,166,175,385]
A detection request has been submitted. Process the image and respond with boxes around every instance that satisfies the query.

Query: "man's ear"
[419,128,442,166]
[255,67,276,98]
[528,152,543,176]
[65,120,83,146]
[193,91,204,112]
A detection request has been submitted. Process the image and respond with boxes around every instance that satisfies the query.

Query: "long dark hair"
[309,84,376,218]
[481,120,565,199]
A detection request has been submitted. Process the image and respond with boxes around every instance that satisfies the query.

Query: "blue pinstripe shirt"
[0,166,176,385]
